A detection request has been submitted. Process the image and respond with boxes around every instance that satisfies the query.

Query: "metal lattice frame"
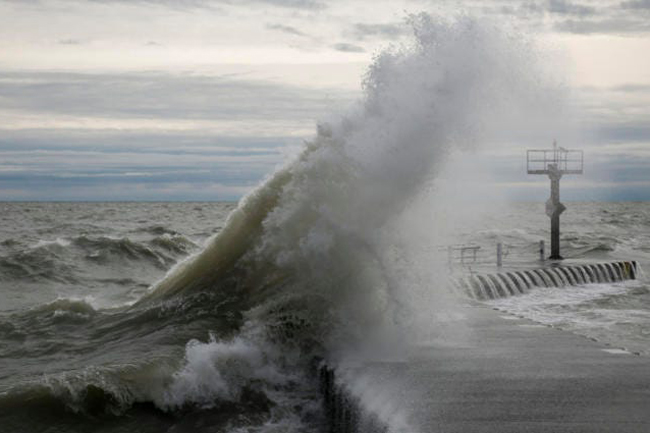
[527,148,583,175]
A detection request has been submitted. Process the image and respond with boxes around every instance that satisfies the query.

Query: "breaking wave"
[139,14,550,350]
[0,14,560,433]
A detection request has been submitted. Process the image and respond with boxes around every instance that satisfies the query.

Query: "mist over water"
[0,14,597,433]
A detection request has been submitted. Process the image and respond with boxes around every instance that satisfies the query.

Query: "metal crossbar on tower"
[527,141,583,260]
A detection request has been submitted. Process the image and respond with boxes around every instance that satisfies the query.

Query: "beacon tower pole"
[547,162,565,259]
[527,141,583,261]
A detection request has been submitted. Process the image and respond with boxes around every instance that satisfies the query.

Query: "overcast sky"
[1,0,649,201]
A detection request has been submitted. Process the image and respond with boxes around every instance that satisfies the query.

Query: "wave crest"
[140,15,549,353]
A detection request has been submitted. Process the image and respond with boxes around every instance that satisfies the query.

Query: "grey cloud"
[547,0,596,16]
[494,0,593,18]
[494,0,650,34]
[590,124,650,144]
[491,0,597,18]
[332,42,365,53]
[351,22,408,41]
[0,129,296,154]
[574,85,650,141]
[498,2,545,17]
[0,69,352,200]
[0,70,356,122]
[253,0,325,9]
[266,23,308,37]
[6,0,326,11]
[620,0,650,9]
[85,0,326,10]
[84,0,219,10]
[554,17,650,33]
[610,84,650,93]
[58,39,83,45]
[0,130,295,200]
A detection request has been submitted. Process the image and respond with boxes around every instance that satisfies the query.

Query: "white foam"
[31,237,71,249]
[601,348,631,355]
[487,281,650,354]
[157,334,287,410]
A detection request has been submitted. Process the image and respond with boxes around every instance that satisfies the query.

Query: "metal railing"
[527,148,583,175]
[441,244,508,266]
[441,241,546,268]
[448,245,482,264]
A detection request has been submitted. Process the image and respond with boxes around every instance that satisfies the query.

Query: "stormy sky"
[1,0,649,201]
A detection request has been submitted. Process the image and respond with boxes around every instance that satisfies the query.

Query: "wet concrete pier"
[322,298,650,433]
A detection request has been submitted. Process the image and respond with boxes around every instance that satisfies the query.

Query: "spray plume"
[142,13,557,351]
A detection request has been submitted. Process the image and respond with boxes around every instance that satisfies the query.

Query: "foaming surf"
[489,279,650,355]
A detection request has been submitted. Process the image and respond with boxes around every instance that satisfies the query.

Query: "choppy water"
[1,201,648,432]
[0,202,326,433]
[0,202,233,311]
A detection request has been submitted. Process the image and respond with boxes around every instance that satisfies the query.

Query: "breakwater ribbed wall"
[454,261,638,301]
[319,365,390,433]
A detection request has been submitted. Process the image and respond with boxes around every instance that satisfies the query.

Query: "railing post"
[497,243,503,267]
[539,240,545,261]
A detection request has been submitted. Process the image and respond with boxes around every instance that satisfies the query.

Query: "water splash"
[131,13,562,427]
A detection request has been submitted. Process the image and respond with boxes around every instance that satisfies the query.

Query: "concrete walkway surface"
[336,303,650,433]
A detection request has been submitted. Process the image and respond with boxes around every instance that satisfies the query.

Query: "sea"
[3,15,650,433]
[0,200,648,432]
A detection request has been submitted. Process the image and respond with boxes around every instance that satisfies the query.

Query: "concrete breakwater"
[319,364,391,433]
[318,260,644,432]
[453,260,638,300]
[318,300,650,433]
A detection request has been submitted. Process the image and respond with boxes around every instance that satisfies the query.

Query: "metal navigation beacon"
[527,141,583,260]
